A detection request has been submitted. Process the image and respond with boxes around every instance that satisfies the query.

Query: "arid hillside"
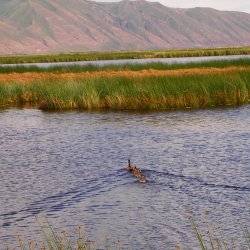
[0,0,250,54]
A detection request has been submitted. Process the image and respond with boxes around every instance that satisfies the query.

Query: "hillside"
[0,0,250,54]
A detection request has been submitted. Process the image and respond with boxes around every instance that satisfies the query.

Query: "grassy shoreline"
[0,47,249,65]
[0,70,249,111]
[0,59,249,111]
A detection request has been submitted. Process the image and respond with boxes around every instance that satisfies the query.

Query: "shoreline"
[0,72,249,111]
[0,59,249,112]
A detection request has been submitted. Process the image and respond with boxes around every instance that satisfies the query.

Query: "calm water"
[0,107,249,249]
[1,55,250,68]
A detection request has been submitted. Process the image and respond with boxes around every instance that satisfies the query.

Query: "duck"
[127,159,147,183]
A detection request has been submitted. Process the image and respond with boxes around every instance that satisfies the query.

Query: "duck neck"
[128,159,131,168]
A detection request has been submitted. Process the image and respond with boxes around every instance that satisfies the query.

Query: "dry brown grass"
[1,66,249,84]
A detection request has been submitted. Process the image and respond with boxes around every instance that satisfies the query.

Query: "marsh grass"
[13,219,250,250]
[0,47,249,65]
[0,71,249,111]
[16,222,93,250]
[191,219,250,250]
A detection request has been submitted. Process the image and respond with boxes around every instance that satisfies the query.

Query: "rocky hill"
[0,0,250,54]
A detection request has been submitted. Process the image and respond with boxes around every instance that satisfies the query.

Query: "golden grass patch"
[0,66,249,84]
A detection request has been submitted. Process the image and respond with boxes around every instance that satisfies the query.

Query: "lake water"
[0,107,249,249]
[1,55,250,68]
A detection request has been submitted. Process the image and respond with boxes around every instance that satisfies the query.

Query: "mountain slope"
[0,0,249,54]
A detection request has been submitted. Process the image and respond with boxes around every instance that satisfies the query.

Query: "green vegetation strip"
[0,71,249,111]
[0,47,249,65]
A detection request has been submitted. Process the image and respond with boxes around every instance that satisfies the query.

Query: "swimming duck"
[127,159,147,183]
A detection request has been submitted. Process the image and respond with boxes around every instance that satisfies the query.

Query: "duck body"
[127,160,147,183]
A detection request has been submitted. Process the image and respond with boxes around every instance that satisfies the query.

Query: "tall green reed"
[0,71,249,111]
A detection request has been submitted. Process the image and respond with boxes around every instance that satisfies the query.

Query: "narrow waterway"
[1,55,250,68]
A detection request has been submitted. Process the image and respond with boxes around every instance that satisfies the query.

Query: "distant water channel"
[0,107,249,249]
[1,55,250,68]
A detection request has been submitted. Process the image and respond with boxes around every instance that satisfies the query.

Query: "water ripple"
[0,106,249,249]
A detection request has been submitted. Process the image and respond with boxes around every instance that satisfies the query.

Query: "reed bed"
[191,219,250,250]
[0,70,249,111]
[17,222,94,250]
[0,66,249,83]
[1,47,249,65]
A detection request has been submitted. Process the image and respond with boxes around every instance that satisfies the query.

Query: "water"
[0,107,249,249]
[1,55,250,68]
